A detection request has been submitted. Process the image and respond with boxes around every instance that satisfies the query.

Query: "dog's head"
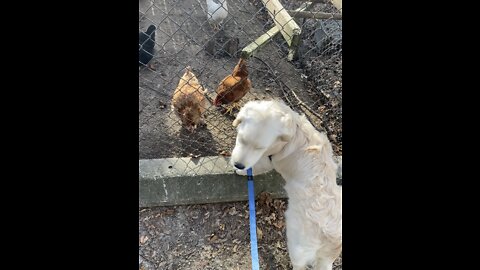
[230,100,294,170]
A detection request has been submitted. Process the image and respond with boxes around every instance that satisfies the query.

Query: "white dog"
[231,100,342,270]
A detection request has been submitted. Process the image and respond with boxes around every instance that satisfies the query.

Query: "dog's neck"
[269,118,337,179]
[269,122,304,161]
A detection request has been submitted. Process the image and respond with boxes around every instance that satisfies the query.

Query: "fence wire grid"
[139,0,342,174]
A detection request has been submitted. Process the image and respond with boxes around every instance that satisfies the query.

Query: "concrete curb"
[139,156,342,207]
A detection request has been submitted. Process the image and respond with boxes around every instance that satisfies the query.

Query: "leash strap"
[247,167,260,270]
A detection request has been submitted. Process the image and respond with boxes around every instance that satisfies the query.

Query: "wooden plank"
[241,26,281,59]
[289,11,342,20]
[287,31,301,61]
[241,2,311,59]
[261,0,301,47]
[330,0,342,12]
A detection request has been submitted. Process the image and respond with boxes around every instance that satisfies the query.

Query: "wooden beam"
[288,11,342,20]
[330,0,342,12]
[241,26,280,59]
[261,0,300,47]
[241,2,310,59]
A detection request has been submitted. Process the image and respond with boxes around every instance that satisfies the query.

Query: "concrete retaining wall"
[139,156,342,207]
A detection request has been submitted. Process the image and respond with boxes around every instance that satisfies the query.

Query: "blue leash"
[247,168,260,270]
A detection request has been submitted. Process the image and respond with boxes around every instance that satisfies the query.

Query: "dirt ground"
[139,192,342,270]
[139,0,342,269]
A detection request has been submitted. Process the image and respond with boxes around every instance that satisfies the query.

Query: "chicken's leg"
[223,101,241,116]
[209,21,220,32]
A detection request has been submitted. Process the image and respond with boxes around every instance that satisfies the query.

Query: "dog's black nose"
[234,162,245,170]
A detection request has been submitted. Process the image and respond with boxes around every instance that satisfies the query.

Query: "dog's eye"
[254,146,265,150]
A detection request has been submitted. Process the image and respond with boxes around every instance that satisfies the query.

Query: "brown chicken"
[214,58,252,115]
[171,66,208,132]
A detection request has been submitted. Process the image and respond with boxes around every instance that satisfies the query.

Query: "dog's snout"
[234,162,245,170]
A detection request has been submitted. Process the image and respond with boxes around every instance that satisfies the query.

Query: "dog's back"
[279,131,342,269]
[237,100,342,269]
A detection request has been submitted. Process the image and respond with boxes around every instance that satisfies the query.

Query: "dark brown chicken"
[213,58,251,115]
[171,66,208,132]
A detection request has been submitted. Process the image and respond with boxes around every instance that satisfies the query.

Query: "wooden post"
[261,0,301,47]
[241,26,281,59]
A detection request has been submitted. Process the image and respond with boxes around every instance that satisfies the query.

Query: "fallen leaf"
[273,199,285,210]
[233,244,238,253]
[275,241,282,249]
[140,235,149,244]
[273,220,284,229]
[228,207,237,216]
[209,234,218,242]
[256,228,263,240]
[219,150,231,157]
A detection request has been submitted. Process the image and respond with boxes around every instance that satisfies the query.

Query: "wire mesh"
[139,0,342,175]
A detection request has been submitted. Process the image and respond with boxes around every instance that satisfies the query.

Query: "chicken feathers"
[206,0,228,31]
[172,67,208,132]
[139,25,156,69]
[214,58,251,115]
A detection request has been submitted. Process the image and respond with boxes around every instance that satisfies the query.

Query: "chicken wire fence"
[139,0,342,174]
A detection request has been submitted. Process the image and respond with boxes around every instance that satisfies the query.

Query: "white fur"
[231,100,342,270]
